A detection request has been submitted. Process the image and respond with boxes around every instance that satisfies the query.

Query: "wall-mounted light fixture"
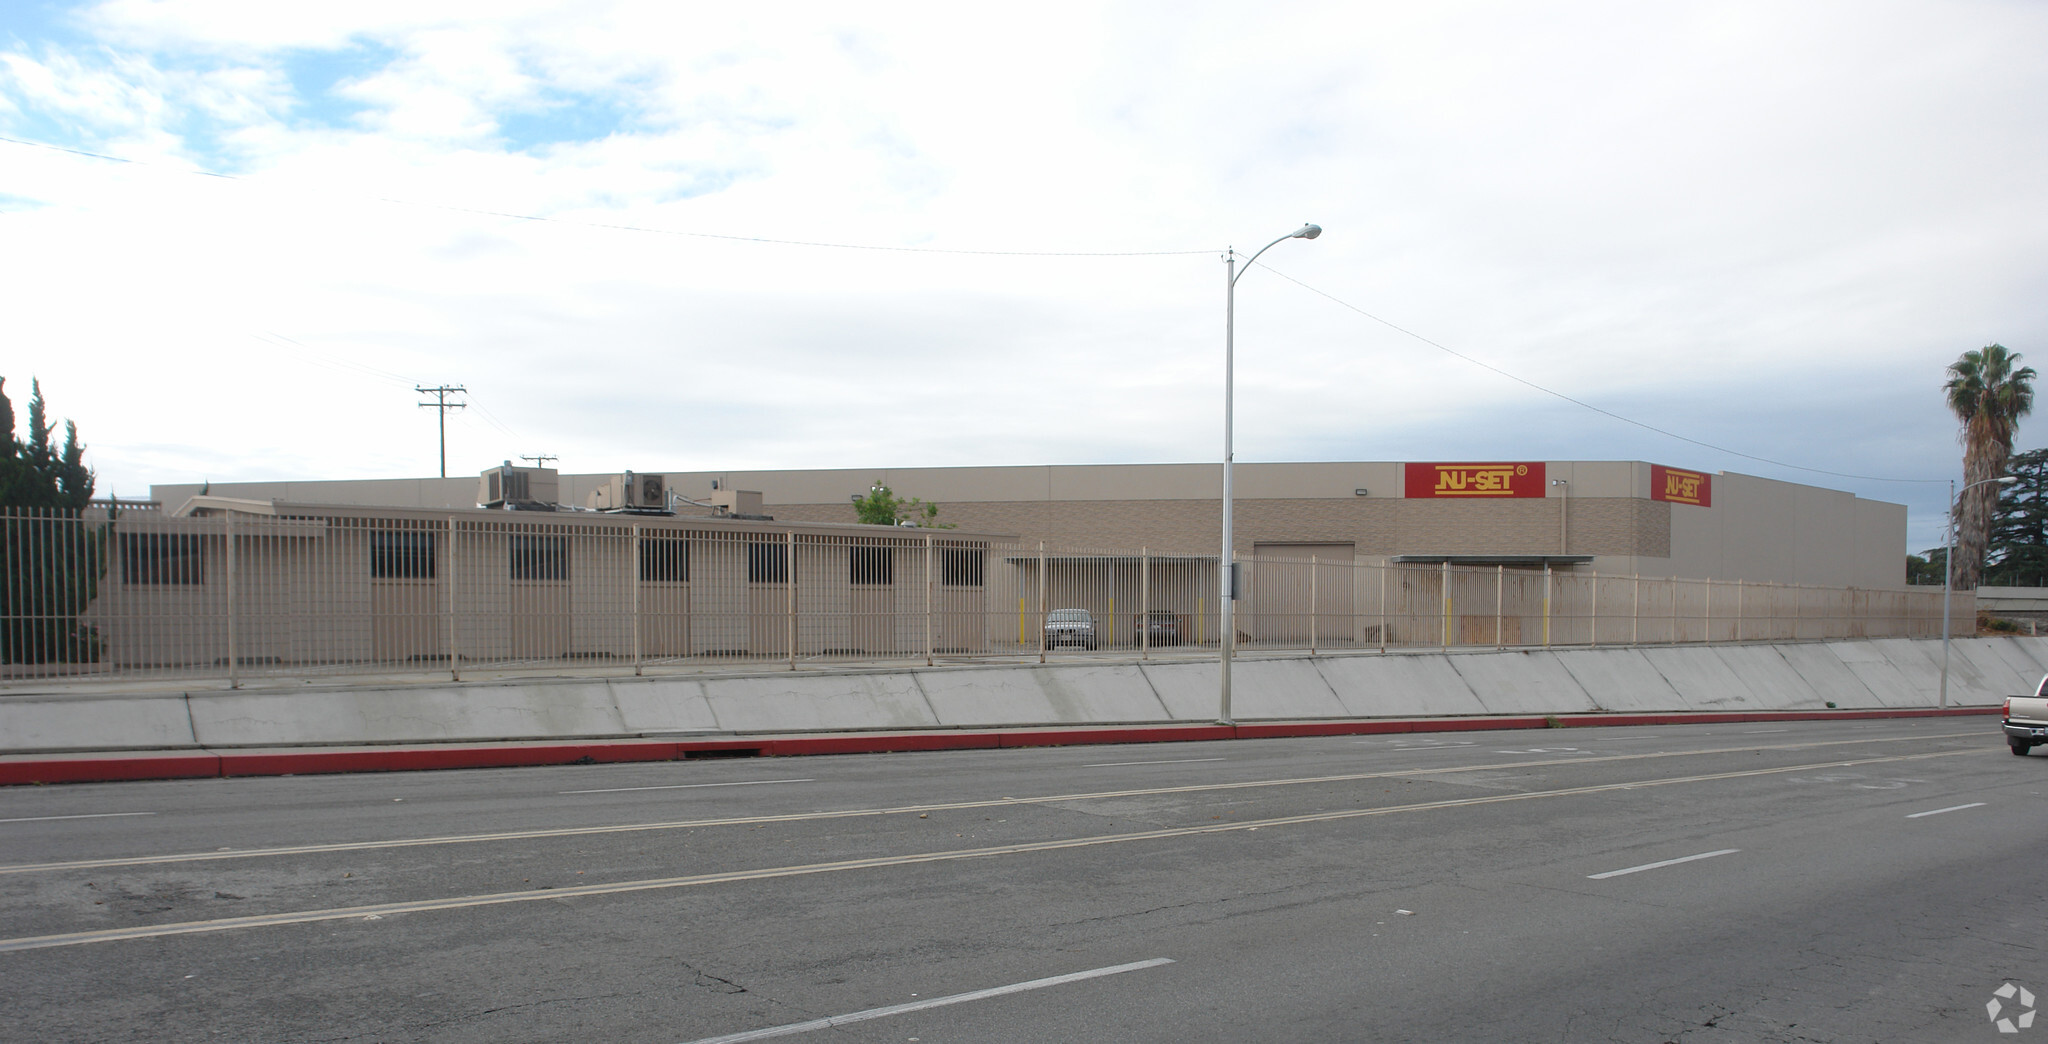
[1354,488,1369,496]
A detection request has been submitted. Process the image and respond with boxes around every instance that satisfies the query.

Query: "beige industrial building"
[154,459,1908,589]
[0,459,1929,683]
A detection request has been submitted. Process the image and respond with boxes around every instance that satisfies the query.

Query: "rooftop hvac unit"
[587,471,673,513]
[626,471,667,510]
[479,462,560,509]
[709,488,765,517]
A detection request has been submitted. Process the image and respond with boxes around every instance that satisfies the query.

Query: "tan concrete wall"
[764,495,1669,560]
[150,460,1905,588]
[1651,472,1906,588]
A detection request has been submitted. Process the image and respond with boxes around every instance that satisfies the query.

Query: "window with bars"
[748,541,788,584]
[850,546,894,585]
[939,547,984,587]
[121,532,203,585]
[370,531,437,579]
[510,534,569,580]
[640,535,689,582]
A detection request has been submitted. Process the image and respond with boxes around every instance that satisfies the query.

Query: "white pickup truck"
[2003,679,2048,755]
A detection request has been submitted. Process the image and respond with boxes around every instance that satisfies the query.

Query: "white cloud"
[2,0,2046,554]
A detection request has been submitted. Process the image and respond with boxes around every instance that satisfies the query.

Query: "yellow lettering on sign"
[1656,468,1710,505]
[1434,466,1518,495]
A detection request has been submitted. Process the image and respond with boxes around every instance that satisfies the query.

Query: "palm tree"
[1945,344,2036,590]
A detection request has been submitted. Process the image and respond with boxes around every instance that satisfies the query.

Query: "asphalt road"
[0,718,2039,1043]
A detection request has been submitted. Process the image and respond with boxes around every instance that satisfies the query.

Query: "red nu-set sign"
[1652,465,1711,507]
[1403,462,1546,498]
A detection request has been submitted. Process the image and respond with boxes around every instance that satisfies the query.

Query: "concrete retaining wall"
[3,636,2043,755]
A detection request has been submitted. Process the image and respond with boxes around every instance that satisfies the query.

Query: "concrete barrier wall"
[4,636,2045,754]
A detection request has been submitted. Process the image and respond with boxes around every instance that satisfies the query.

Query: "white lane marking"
[1906,802,1986,819]
[1744,729,1790,734]
[1083,758,1226,768]
[0,736,1979,878]
[0,750,1976,951]
[1588,849,1740,880]
[679,958,1175,1043]
[0,812,155,825]
[559,780,813,796]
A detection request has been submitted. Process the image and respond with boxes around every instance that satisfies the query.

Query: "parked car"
[1044,608,1098,649]
[1141,609,1184,647]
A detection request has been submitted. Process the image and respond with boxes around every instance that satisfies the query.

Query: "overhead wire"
[254,333,417,388]
[466,398,527,442]
[257,331,527,442]
[8,135,1947,486]
[1253,261,1948,486]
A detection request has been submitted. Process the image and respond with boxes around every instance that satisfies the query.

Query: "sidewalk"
[0,706,1999,786]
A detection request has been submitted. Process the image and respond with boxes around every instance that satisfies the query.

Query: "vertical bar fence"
[0,506,1966,686]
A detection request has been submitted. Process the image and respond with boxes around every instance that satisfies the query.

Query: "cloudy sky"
[4,0,2045,552]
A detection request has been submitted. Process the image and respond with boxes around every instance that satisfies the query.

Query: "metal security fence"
[0,506,1962,686]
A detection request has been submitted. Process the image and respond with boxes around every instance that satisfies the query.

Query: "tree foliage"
[1,378,104,663]
[0,378,94,510]
[1986,447,2048,587]
[852,481,952,528]
[1944,343,2035,590]
[1906,549,1947,586]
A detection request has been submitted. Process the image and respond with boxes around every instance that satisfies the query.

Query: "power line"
[415,385,466,478]
[466,397,527,442]
[1254,261,1947,486]
[0,134,1214,257]
[256,333,417,388]
[12,132,1945,484]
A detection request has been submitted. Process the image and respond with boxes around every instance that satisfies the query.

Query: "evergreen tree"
[0,378,104,663]
[0,378,95,509]
[1907,549,1948,586]
[1988,448,2048,587]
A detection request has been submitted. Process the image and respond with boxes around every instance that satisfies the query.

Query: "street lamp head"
[1292,223,1322,240]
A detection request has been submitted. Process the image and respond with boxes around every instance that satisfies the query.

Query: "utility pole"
[520,453,558,469]
[415,385,467,478]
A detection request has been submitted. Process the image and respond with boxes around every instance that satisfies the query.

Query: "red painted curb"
[0,753,221,786]
[1236,721,1410,739]
[0,706,2005,786]
[755,734,1002,757]
[1000,725,1236,748]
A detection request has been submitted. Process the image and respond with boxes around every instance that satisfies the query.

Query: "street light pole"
[1941,474,2017,708]
[1219,223,1321,725]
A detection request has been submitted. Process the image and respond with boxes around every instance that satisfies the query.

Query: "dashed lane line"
[0,813,155,825]
[0,747,1974,952]
[0,731,1986,877]
[1587,848,1741,879]
[1906,802,1987,819]
[679,958,1176,1043]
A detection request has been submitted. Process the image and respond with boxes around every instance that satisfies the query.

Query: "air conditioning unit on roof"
[588,471,672,513]
[626,471,667,510]
[479,462,559,508]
